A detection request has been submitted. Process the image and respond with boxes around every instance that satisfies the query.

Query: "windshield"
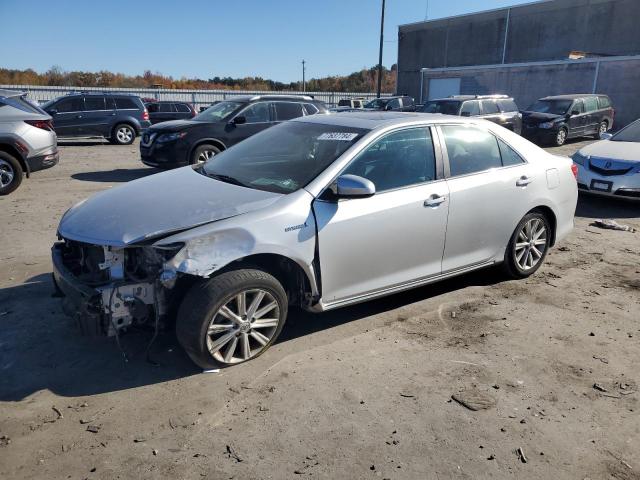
[421,101,461,115]
[364,98,388,109]
[611,119,640,142]
[527,99,573,115]
[200,121,369,194]
[193,101,243,122]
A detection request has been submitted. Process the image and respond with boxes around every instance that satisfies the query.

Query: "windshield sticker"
[318,132,359,141]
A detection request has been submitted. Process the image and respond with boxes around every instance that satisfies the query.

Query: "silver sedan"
[53,112,578,368]
[573,118,640,199]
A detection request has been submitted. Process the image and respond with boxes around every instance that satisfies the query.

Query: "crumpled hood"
[58,167,282,246]
[522,112,562,124]
[579,139,640,162]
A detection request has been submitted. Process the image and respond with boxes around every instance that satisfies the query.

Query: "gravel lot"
[0,137,638,480]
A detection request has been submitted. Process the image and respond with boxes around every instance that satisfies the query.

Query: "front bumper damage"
[52,240,175,337]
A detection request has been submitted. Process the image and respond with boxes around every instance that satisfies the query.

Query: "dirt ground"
[0,137,639,480]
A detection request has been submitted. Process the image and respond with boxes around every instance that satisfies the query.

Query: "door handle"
[76,115,83,119]
[516,176,533,187]
[424,195,446,207]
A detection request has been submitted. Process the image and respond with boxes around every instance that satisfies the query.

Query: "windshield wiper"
[206,172,248,187]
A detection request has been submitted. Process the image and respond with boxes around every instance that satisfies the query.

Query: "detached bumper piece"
[52,242,161,337]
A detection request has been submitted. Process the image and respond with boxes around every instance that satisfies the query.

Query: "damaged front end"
[52,238,183,337]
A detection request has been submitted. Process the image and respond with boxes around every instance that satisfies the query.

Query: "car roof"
[63,91,139,97]
[222,95,318,103]
[540,94,605,100]
[292,111,476,129]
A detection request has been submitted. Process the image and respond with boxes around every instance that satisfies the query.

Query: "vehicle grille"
[589,161,632,176]
[60,239,109,285]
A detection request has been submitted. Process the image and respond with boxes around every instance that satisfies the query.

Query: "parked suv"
[420,95,522,135]
[146,101,196,124]
[337,98,365,109]
[0,90,58,195]
[522,94,614,146]
[364,95,416,112]
[140,95,327,168]
[42,92,151,145]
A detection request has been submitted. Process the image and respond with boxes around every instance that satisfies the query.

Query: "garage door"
[427,77,461,100]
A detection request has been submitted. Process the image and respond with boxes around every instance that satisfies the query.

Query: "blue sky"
[0,0,533,82]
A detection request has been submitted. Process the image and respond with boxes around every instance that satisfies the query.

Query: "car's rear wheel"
[553,127,567,146]
[191,144,220,165]
[503,212,551,279]
[0,152,23,196]
[111,124,136,145]
[176,269,288,369]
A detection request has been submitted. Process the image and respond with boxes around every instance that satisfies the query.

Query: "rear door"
[156,102,176,123]
[479,99,503,125]
[47,96,84,136]
[313,126,449,304]
[82,96,107,135]
[272,101,305,123]
[174,103,193,120]
[438,123,534,272]
[583,96,600,134]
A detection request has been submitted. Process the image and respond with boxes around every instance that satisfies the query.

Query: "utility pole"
[376,0,386,98]
[302,59,306,92]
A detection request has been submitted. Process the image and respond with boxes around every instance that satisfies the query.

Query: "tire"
[502,212,551,279]
[191,144,220,165]
[110,123,136,145]
[176,269,288,369]
[0,151,23,196]
[553,127,568,146]
[597,121,608,137]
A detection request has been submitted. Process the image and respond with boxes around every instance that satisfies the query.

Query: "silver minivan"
[52,112,577,368]
[0,90,58,195]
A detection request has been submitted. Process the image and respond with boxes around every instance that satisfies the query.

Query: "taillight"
[25,119,54,131]
[142,109,149,121]
[571,163,578,180]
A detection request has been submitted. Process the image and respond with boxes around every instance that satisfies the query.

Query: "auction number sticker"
[318,132,359,141]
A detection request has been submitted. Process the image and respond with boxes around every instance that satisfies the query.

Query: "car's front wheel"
[553,127,568,146]
[176,269,288,369]
[597,121,608,137]
[191,144,220,165]
[503,212,551,279]
[0,151,23,196]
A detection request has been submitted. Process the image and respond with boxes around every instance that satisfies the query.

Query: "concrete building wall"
[397,0,640,99]
[419,57,640,127]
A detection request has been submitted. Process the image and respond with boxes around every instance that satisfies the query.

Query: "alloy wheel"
[599,122,607,134]
[514,218,547,271]
[197,149,215,163]
[556,129,567,145]
[0,159,15,188]
[116,126,133,143]
[206,289,280,364]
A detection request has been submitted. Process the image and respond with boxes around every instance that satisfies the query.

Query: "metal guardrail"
[0,85,389,108]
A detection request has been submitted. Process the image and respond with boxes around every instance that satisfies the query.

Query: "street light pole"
[376,0,385,98]
[302,59,306,92]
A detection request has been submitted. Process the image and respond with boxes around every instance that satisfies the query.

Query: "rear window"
[1,95,44,114]
[481,100,500,114]
[304,103,319,115]
[115,97,138,110]
[597,96,611,109]
[497,99,518,112]
[175,103,191,113]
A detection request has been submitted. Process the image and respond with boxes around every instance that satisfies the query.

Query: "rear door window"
[159,103,174,112]
[274,102,305,121]
[583,97,598,112]
[403,97,414,107]
[497,99,518,112]
[441,125,502,176]
[115,97,138,110]
[105,97,116,109]
[84,96,106,111]
[480,100,500,114]
[460,101,480,116]
[55,97,83,113]
[303,103,319,115]
[597,96,611,109]
[175,103,191,113]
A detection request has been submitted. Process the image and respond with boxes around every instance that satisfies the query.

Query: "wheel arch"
[0,143,29,176]
[189,138,226,162]
[529,205,557,246]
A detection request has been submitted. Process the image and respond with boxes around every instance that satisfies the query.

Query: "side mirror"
[570,110,580,116]
[460,111,471,117]
[231,115,246,125]
[48,108,58,115]
[599,132,613,140]
[334,174,375,199]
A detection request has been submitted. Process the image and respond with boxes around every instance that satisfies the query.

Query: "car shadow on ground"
[0,268,506,401]
[57,140,110,146]
[575,194,639,220]
[71,168,159,183]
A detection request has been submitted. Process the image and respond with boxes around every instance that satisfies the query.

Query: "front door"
[567,99,587,137]
[225,101,273,145]
[438,124,535,272]
[47,96,85,136]
[313,126,449,305]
